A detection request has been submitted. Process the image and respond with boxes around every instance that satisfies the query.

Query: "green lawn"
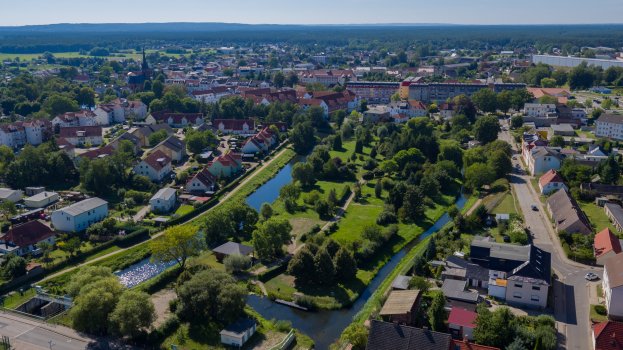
[491,192,519,215]
[590,304,608,323]
[175,204,195,216]
[2,288,36,309]
[580,201,617,233]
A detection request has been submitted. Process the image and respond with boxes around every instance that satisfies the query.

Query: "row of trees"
[287,238,357,286]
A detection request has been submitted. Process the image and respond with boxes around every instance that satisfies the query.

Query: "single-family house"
[0,220,56,256]
[208,152,243,178]
[153,136,186,162]
[51,197,108,232]
[131,124,174,147]
[58,126,103,147]
[448,307,478,340]
[470,237,551,308]
[593,321,623,350]
[150,188,177,214]
[605,203,623,232]
[603,254,623,319]
[595,228,622,265]
[0,188,23,203]
[366,320,451,350]
[539,170,568,195]
[23,191,59,208]
[213,119,255,135]
[220,319,256,348]
[240,128,277,155]
[186,168,217,194]
[547,189,592,235]
[212,241,254,262]
[442,279,480,304]
[378,289,422,325]
[133,150,172,182]
[527,147,562,176]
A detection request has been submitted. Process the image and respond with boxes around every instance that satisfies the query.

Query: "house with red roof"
[448,307,478,341]
[58,126,103,147]
[208,152,243,179]
[593,320,623,350]
[595,228,623,266]
[214,119,255,135]
[186,168,217,194]
[241,128,278,155]
[0,220,56,256]
[133,150,172,182]
[450,340,500,350]
[539,169,568,195]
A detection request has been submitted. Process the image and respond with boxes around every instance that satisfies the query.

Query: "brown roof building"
[378,289,422,326]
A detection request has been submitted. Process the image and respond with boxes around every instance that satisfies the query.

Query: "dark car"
[531,205,538,211]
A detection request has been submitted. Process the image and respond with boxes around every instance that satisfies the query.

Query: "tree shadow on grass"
[293,277,366,307]
[188,322,223,346]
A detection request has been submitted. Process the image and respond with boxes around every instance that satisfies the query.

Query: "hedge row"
[257,260,289,283]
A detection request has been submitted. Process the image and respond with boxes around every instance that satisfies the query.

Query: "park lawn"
[331,204,384,244]
[580,201,617,233]
[188,251,225,271]
[175,204,195,216]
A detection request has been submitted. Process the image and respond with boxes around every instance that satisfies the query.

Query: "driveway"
[499,121,601,350]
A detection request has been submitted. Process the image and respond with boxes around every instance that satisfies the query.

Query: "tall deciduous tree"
[473,115,501,144]
[252,219,292,261]
[149,225,203,270]
[109,290,156,338]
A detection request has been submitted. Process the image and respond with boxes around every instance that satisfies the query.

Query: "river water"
[115,258,177,288]
[247,194,467,349]
[245,156,305,211]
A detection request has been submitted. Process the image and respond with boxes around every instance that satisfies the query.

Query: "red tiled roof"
[187,168,216,188]
[58,126,102,138]
[210,152,242,168]
[595,228,622,259]
[539,170,565,188]
[142,150,171,171]
[447,307,477,329]
[408,100,427,110]
[80,144,115,160]
[594,321,623,350]
[451,340,500,350]
[0,221,55,248]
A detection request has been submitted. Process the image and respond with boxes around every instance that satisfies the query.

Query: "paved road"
[499,122,602,350]
[0,312,93,350]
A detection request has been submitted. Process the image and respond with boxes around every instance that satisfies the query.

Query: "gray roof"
[606,203,623,227]
[366,320,451,350]
[212,241,254,256]
[25,191,58,201]
[151,188,176,201]
[60,197,107,216]
[220,318,256,338]
[0,188,20,199]
[441,279,479,303]
[471,236,531,262]
[547,188,592,234]
[157,135,185,152]
[598,114,623,125]
[391,275,411,290]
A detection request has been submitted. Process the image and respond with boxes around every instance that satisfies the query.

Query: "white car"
[585,272,599,281]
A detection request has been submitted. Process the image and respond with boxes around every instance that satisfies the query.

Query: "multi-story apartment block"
[596,114,623,140]
[345,81,400,104]
[408,82,526,103]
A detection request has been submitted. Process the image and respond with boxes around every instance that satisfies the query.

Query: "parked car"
[531,205,538,211]
[585,272,599,281]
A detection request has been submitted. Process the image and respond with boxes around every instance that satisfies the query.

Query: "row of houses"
[52,99,147,128]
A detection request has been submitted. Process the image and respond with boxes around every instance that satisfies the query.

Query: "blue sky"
[1,0,622,26]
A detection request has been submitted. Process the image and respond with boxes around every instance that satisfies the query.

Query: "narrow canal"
[247,194,467,349]
[245,156,305,211]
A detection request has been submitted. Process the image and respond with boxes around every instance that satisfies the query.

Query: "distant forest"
[0,23,622,53]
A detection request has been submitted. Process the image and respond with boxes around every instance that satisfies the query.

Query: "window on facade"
[513,293,522,299]
[532,286,540,291]
[531,295,540,301]
[514,283,523,288]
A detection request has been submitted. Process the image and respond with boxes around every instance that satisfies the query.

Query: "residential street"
[0,312,93,350]
[499,122,602,350]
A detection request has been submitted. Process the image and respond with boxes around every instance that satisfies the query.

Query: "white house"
[596,114,623,140]
[220,319,256,348]
[52,111,98,128]
[527,147,562,176]
[538,170,568,195]
[208,152,243,178]
[523,103,557,118]
[58,126,103,147]
[186,168,217,194]
[0,124,26,148]
[150,187,177,213]
[0,220,56,256]
[213,119,255,135]
[603,253,623,319]
[240,128,277,155]
[93,105,115,125]
[145,113,204,128]
[23,191,59,208]
[133,150,172,182]
[0,188,23,203]
[51,197,108,232]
